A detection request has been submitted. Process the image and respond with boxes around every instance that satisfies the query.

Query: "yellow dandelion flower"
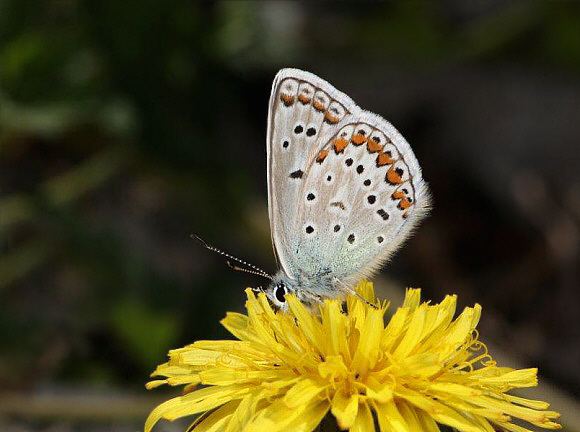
[145,281,561,432]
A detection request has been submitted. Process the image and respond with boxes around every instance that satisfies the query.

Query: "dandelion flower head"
[146,281,560,432]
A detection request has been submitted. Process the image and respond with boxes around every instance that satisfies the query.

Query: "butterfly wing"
[267,69,430,290]
[267,69,355,277]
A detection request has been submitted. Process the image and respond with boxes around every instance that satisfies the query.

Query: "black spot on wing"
[377,209,389,220]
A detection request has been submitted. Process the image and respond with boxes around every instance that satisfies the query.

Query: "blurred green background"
[1,1,579,431]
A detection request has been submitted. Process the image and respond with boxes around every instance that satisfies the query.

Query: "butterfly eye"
[275,283,287,303]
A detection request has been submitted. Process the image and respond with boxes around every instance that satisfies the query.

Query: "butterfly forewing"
[267,69,354,277]
[267,69,429,293]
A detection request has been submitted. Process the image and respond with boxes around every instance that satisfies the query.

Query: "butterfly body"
[259,69,430,310]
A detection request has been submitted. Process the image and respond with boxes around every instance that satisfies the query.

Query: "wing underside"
[267,69,429,290]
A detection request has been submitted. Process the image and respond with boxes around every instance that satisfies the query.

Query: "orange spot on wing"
[386,166,403,185]
[391,190,405,200]
[298,94,311,105]
[367,138,383,153]
[351,133,366,146]
[376,151,395,167]
[313,100,325,112]
[333,138,348,154]
[280,94,295,106]
[316,149,329,163]
[398,197,412,210]
[324,112,340,124]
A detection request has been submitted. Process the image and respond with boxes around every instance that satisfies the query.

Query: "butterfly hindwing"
[267,69,429,294]
[298,115,430,287]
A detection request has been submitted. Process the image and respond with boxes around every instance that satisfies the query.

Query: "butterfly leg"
[293,289,325,310]
[251,286,265,294]
[333,277,378,309]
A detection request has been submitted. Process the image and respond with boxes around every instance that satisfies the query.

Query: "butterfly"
[198,69,429,310]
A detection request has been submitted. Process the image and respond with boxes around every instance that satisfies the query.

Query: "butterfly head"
[263,273,295,311]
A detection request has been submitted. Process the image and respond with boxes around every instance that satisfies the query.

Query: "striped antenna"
[191,234,273,280]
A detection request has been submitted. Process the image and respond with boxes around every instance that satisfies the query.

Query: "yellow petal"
[220,312,251,340]
[393,304,426,358]
[146,380,168,389]
[283,378,326,409]
[291,400,331,432]
[261,376,300,391]
[145,385,249,432]
[503,394,550,410]
[375,401,410,432]
[151,363,195,377]
[466,415,496,432]
[397,401,425,431]
[350,401,375,432]
[351,307,385,374]
[166,374,202,387]
[245,397,329,432]
[426,400,484,432]
[381,307,409,351]
[494,419,561,431]
[468,394,560,425]
[395,387,438,413]
[439,305,481,354]
[224,393,257,432]
[189,401,240,432]
[256,292,277,320]
[397,352,441,378]
[171,348,244,368]
[318,355,349,381]
[403,288,421,310]
[320,300,350,359]
[198,368,292,386]
[287,295,324,350]
[443,398,508,422]
[193,340,265,360]
[347,281,376,314]
[415,409,441,432]
[429,382,483,398]
[355,280,376,303]
[476,368,538,388]
[331,391,359,430]
[418,295,457,351]
[365,376,394,404]
[491,421,536,432]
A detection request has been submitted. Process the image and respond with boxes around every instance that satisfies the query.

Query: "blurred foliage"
[1,1,580,429]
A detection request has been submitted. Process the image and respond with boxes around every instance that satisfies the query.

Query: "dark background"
[1,1,579,431]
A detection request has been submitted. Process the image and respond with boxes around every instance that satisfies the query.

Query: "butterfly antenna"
[191,234,273,280]
[226,260,273,280]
